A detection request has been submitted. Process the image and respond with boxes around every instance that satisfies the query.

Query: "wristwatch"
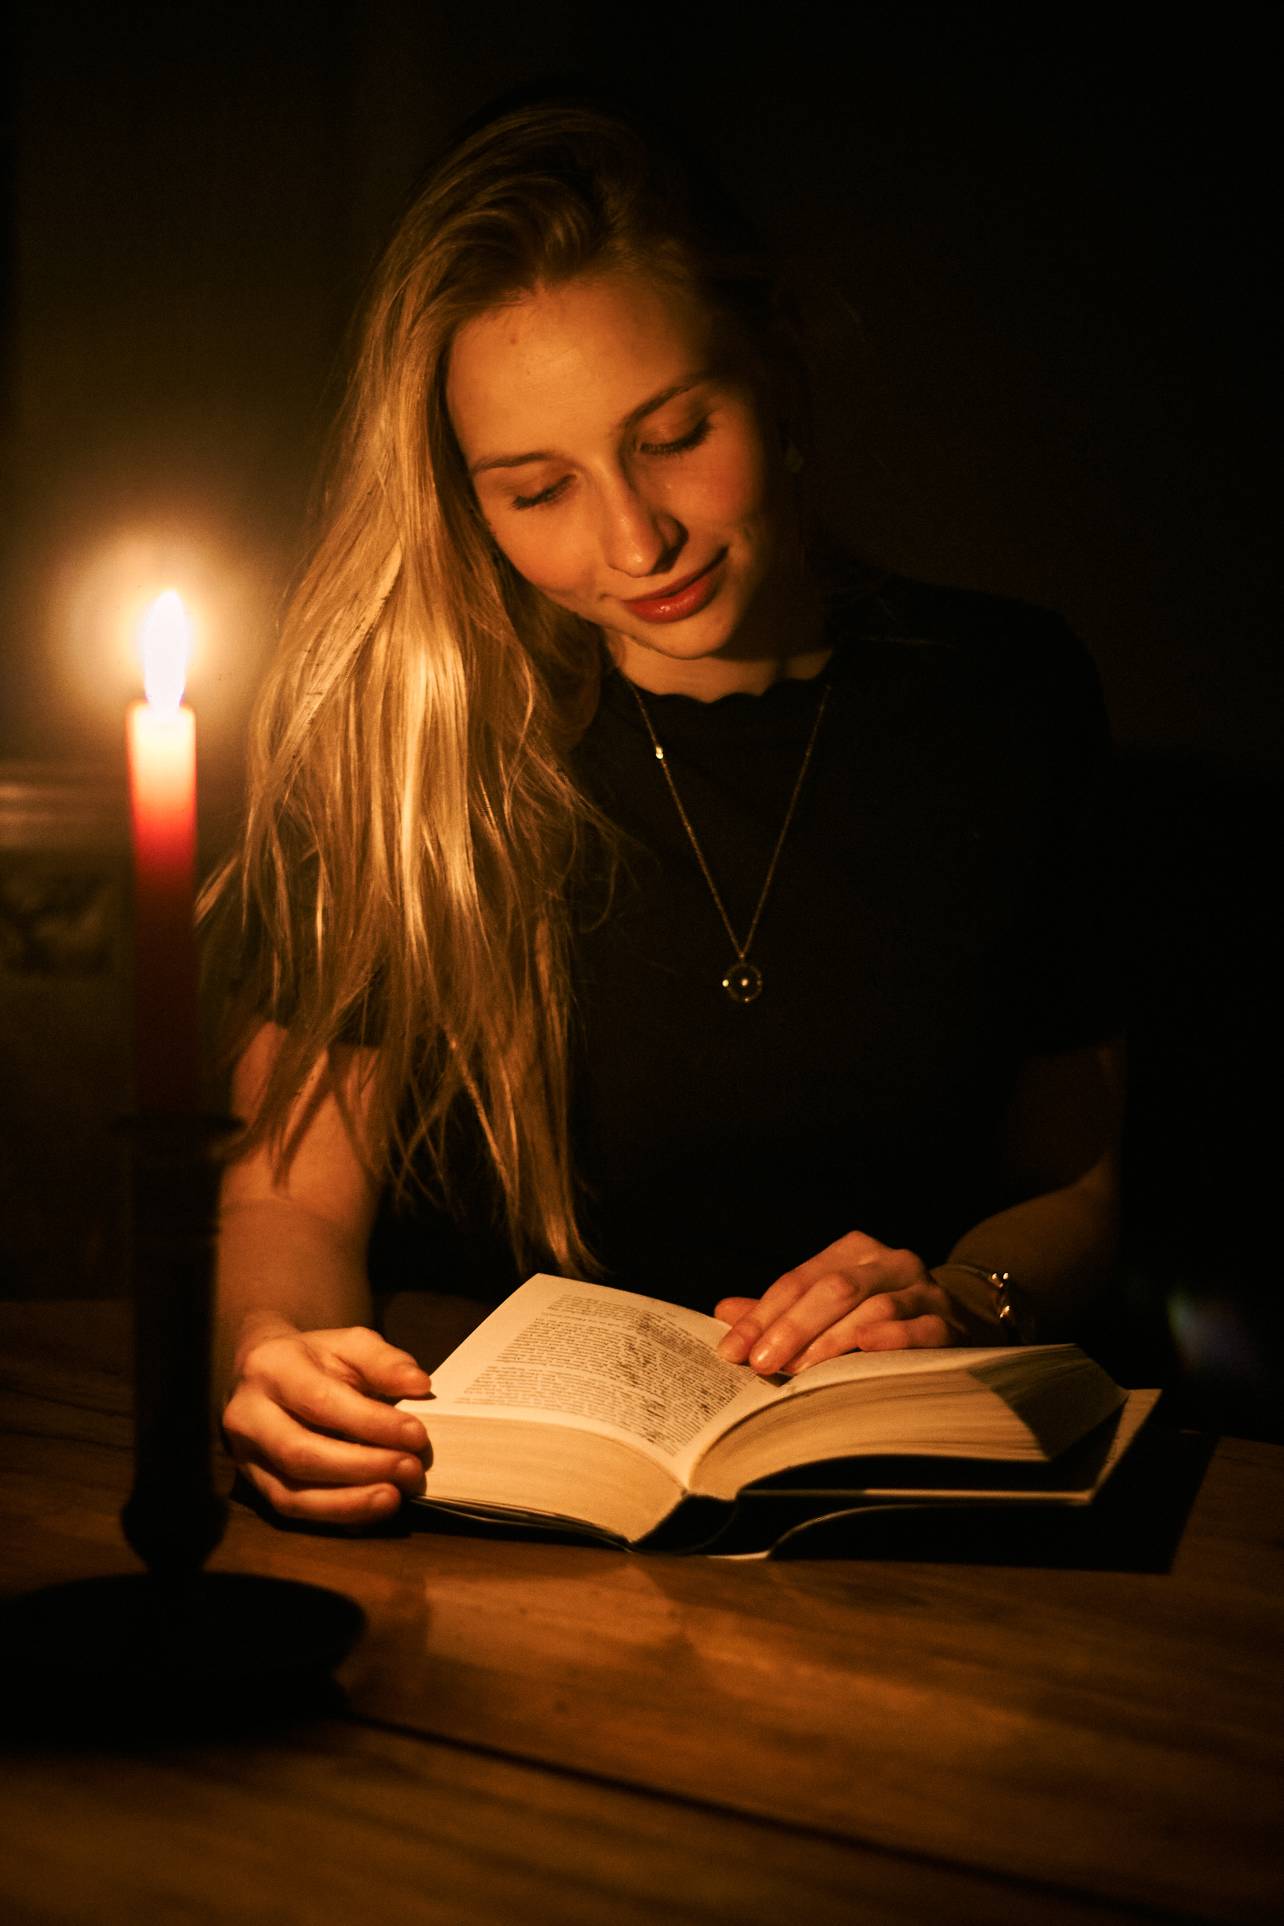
[940,1263,1039,1345]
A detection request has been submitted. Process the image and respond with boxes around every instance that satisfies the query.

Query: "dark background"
[1,4,1278,1427]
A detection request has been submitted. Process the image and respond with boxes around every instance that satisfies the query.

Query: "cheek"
[681,429,774,526]
[489,515,591,599]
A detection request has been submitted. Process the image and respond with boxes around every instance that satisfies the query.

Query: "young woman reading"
[205,87,1124,1525]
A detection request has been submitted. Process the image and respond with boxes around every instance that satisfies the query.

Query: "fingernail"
[399,1419,427,1447]
[396,1456,424,1481]
[751,1341,783,1371]
[717,1336,745,1362]
[369,1488,399,1515]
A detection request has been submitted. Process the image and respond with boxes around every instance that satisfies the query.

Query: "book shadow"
[717,1423,1217,1568]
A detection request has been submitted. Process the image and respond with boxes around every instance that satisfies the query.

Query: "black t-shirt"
[367,571,1122,1310]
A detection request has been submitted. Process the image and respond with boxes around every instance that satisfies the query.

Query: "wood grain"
[5,1708,1188,1926]
[4,1303,1282,1924]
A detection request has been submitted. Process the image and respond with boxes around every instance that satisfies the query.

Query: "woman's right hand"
[221,1322,432,1525]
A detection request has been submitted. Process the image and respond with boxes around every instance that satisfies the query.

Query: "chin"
[628,612,745,667]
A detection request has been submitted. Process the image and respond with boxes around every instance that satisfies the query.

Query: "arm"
[216,1022,381,1392]
[216,1023,432,1522]
[716,1037,1125,1372]
[932,1036,1124,1339]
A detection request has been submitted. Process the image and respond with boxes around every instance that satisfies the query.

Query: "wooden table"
[2,1300,1281,1924]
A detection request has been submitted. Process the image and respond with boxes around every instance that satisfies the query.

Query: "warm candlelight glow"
[139,589,191,716]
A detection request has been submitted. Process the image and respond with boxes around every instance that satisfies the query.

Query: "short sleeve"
[1011,621,1124,1053]
[211,843,388,1050]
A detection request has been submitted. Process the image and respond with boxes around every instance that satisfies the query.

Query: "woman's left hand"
[714,1231,997,1374]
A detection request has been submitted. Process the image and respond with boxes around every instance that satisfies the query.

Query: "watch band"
[939,1263,1037,1344]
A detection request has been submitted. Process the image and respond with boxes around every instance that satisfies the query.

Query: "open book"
[397,1275,1157,1548]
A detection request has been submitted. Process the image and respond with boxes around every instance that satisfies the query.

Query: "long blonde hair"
[201,84,833,1276]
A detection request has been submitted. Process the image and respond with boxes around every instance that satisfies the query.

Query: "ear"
[776,418,805,473]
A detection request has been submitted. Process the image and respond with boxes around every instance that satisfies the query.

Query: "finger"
[712,1271,843,1363]
[758,1254,932,1361]
[224,1386,428,1491]
[745,1258,937,1371]
[239,1457,407,1526]
[737,1271,876,1374]
[716,1275,821,1363]
[262,1350,432,1453]
[844,1280,966,1335]
[845,1312,957,1351]
[714,1296,759,1326]
[716,1240,919,1364]
[783,1285,961,1371]
[768,1230,887,1294]
[315,1326,434,1400]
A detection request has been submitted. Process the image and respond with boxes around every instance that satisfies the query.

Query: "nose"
[596,465,685,581]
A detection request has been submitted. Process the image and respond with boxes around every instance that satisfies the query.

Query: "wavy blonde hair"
[201,84,833,1276]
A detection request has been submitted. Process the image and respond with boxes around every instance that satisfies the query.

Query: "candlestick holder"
[3,1110,365,1739]
[121,1110,237,1574]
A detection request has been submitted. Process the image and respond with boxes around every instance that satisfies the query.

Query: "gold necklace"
[626,675,832,1004]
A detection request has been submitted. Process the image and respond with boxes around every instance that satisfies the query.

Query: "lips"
[623,546,727,620]
[623,553,723,606]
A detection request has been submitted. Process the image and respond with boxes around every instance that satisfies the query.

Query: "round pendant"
[722,960,763,1004]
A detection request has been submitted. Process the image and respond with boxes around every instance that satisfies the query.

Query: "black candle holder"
[121,1110,238,1575]
[3,1111,366,1738]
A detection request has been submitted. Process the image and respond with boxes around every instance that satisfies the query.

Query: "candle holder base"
[2,1570,365,1741]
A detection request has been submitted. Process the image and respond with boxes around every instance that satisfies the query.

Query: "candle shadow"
[0,1570,365,1749]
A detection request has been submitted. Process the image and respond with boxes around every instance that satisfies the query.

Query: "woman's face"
[446,266,804,691]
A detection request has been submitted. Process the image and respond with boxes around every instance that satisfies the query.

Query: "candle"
[126,590,199,1113]
[120,590,230,1579]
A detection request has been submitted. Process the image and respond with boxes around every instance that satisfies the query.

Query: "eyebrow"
[467,369,720,478]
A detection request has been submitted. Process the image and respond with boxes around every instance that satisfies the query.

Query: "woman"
[206,84,1124,1525]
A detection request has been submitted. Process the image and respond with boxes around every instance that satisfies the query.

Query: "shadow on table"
[1,1568,363,1751]
[2,1649,354,1752]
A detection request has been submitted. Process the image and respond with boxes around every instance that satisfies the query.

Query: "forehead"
[445,269,723,454]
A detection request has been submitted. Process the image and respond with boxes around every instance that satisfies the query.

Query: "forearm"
[213,1026,384,1403]
[933,1168,1119,1341]
[214,1194,373,1406]
[932,1038,1125,1341]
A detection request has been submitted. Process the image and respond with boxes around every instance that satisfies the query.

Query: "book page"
[407,1276,771,1480]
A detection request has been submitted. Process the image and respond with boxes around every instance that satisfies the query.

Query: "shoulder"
[833,566,1076,663]
[825,565,1106,734]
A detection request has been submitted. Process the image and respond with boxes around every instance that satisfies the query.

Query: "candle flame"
[139,590,191,716]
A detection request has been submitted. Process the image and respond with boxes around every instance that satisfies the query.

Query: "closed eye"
[511,418,713,511]
[640,418,712,459]
[511,477,571,511]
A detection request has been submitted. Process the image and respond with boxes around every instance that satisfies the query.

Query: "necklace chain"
[626,675,831,1003]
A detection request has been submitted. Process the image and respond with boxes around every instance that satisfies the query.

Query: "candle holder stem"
[120,1110,235,1575]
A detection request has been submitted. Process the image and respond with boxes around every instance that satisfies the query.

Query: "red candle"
[126,590,199,1113]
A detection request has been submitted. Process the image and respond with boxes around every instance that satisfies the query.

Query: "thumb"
[324,1326,433,1398]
